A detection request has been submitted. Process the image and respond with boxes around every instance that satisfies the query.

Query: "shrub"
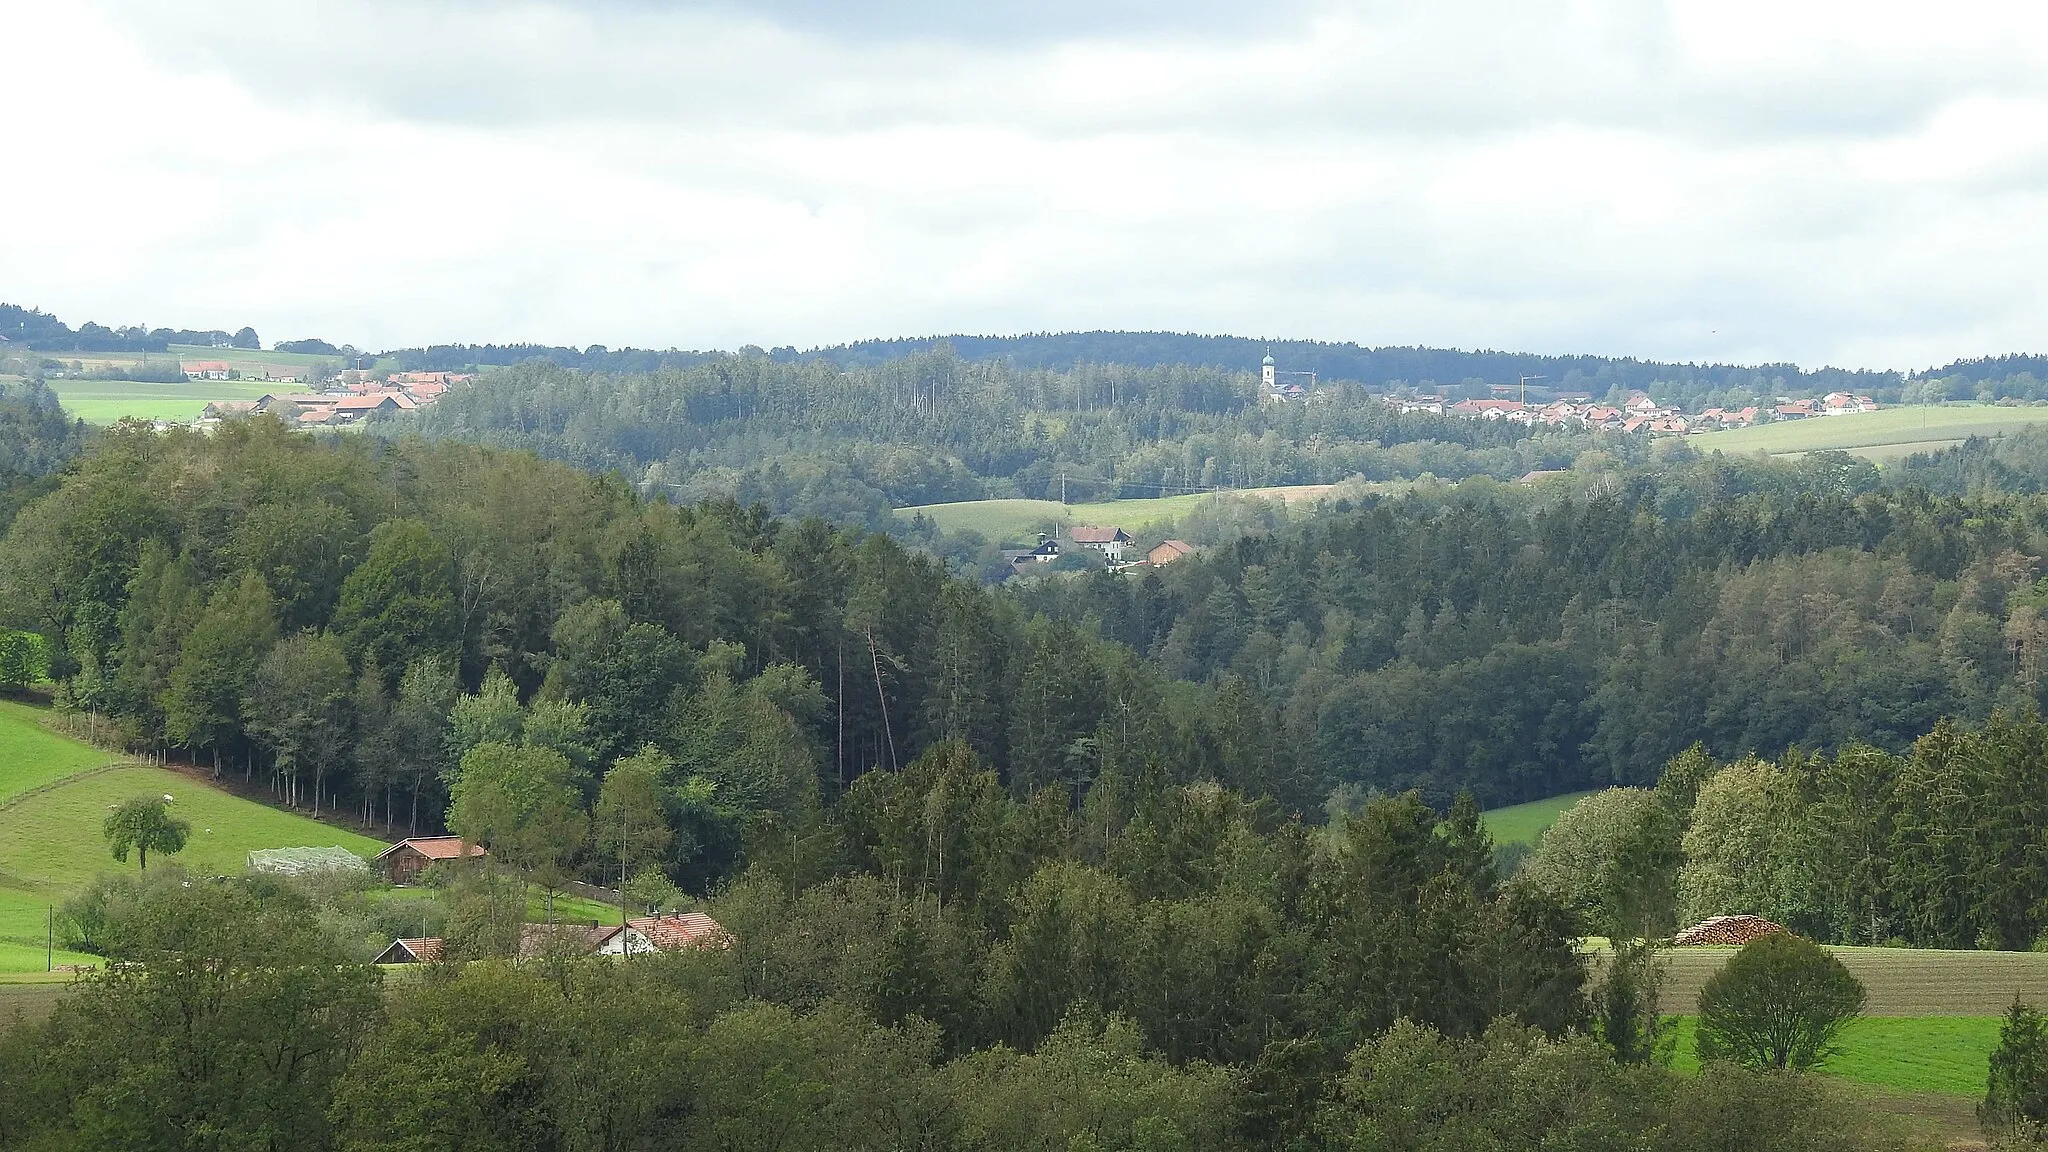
[1982,1000,2048,1141]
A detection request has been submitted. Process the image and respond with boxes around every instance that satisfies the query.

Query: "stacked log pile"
[1671,915,1785,946]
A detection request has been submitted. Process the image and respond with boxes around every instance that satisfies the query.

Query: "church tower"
[1262,352,1276,391]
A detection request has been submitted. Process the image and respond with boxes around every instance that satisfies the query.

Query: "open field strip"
[1479,789,1597,846]
[1667,1016,2000,1097]
[1690,403,2048,457]
[905,483,1342,543]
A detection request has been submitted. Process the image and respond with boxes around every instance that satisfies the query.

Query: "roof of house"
[181,360,230,371]
[333,394,399,410]
[372,836,486,863]
[375,937,444,963]
[1069,526,1131,544]
[1150,539,1196,558]
[1516,469,1571,485]
[518,922,628,959]
[626,911,730,951]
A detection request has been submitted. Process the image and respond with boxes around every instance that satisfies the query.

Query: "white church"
[1261,352,1309,403]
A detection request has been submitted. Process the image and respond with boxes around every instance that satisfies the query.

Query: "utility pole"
[47,906,53,972]
[1519,375,1546,406]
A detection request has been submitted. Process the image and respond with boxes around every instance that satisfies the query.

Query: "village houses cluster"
[183,360,470,428]
[1384,388,1879,434]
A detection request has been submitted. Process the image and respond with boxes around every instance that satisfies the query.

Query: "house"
[182,360,232,380]
[1147,539,1196,566]
[1516,470,1571,486]
[264,366,306,384]
[518,922,656,960]
[626,910,731,951]
[329,394,404,422]
[1068,526,1134,563]
[372,836,486,884]
[374,937,444,964]
[1001,538,1061,572]
[1449,399,1525,420]
[1820,392,1877,415]
[1775,400,1815,419]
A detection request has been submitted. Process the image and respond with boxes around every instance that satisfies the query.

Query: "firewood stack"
[1671,915,1785,946]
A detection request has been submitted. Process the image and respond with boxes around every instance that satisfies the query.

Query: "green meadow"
[1691,403,2048,460]
[904,483,1339,544]
[44,377,280,424]
[1480,789,1598,846]
[0,704,385,974]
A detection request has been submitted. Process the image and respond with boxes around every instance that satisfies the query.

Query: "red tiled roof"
[1069,526,1130,544]
[374,836,486,862]
[377,937,444,963]
[626,911,730,951]
[1150,539,1195,558]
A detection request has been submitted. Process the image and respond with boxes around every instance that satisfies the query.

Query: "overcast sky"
[7,0,2047,368]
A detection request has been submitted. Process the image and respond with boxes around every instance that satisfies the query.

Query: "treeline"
[1522,711,2048,954]
[810,330,1902,401]
[407,350,1597,529]
[1015,449,2048,804]
[0,305,257,352]
[0,763,1902,1152]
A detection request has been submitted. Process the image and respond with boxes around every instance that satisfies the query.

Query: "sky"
[5,0,2048,369]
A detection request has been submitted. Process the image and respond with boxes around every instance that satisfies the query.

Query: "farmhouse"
[372,836,486,884]
[518,922,654,960]
[374,937,444,964]
[1147,539,1196,566]
[182,360,232,380]
[627,910,731,951]
[1068,526,1134,563]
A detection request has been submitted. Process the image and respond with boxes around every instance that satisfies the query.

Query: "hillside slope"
[0,704,385,973]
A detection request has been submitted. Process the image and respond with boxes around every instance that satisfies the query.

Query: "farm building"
[1068,526,1134,562]
[374,937,444,964]
[1147,539,1196,566]
[372,836,486,883]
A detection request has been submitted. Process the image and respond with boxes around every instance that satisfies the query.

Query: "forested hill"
[406,352,1597,528]
[809,331,1903,395]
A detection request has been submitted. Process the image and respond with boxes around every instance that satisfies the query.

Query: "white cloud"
[3,0,2046,368]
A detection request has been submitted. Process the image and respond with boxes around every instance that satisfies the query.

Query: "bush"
[1696,933,1865,1071]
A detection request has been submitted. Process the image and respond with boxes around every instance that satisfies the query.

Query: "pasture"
[1690,403,2048,460]
[0,703,386,974]
[905,483,1339,544]
[1480,789,1597,846]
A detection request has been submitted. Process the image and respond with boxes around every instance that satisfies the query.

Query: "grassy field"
[0,699,115,801]
[905,484,1339,544]
[1667,1016,1999,1096]
[45,377,280,424]
[0,704,387,973]
[1690,403,2048,459]
[1480,790,1597,846]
